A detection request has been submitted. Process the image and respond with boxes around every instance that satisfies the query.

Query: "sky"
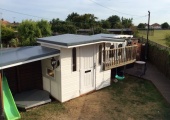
[0,0,170,25]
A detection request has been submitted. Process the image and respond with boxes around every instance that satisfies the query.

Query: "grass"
[20,75,170,120]
[109,75,170,120]
[139,30,170,46]
[20,102,65,120]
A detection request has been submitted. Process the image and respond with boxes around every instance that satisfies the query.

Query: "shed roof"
[106,29,132,32]
[37,34,125,48]
[0,46,60,70]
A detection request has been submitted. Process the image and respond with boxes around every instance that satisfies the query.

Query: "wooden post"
[0,71,4,119]
[103,43,106,70]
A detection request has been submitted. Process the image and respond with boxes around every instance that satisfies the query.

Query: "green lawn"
[139,30,170,46]
[20,75,170,120]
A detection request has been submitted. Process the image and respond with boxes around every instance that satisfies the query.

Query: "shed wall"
[41,56,61,101]
[60,48,80,102]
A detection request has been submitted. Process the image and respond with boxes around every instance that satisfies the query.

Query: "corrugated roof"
[37,34,125,47]
[0,46,60,69]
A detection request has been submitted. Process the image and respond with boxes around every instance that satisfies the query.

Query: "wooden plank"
[16,66,21,93]
[0,71,4,119]
[103,43,106,70]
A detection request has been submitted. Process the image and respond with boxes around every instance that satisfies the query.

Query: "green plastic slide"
[2,76,21,120]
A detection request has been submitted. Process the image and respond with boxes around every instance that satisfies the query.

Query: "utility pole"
[145,11,150,60]
[142,11,150,76]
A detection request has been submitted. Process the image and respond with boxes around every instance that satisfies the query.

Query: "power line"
[0,8,49,20]
[89,0,145,17]
[0,7,147,24]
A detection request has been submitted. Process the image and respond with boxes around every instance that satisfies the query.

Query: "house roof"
[1,19,11,26]
[0,46,60,70]
[151,23,160,26]
[37,34,125,48]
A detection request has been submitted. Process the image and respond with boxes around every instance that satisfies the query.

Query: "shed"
[0,33,137,117]
[0,46,60,112]
[37,33,136,102]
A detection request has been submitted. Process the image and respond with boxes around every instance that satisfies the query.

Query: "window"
[99,44,102,65]
[72,47,76,71]
[47,68,54,78]
[109,45,114,58]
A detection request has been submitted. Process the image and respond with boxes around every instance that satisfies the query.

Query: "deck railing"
[103,45,137,70]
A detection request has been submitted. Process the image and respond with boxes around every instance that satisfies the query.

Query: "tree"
[50,18,62,32]
[9,38,20,47]
[100,20,111,29]
[107,15,120,28]
[131,25,139,37]
[18,20,42,46]
[88,14,98,34]
[161,22,169,29]
[121,17,133,28]
[37,19,52,37]
[66,12,80,22]
[1,25,15,45]
[50,18,76,34]
[137,23,145,29]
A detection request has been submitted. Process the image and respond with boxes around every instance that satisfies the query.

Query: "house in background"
[1,19,11,26]
[144,23,161,29]
[150,23,161,29]
[0,33,137,117]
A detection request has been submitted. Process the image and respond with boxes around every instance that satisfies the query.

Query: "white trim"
[37,41,66,49]
[38,40,125,49]
[67,41,105,48]
[0,54,60,70]
[40,42,61,50]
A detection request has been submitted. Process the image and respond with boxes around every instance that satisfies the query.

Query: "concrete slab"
[14,89,51,110]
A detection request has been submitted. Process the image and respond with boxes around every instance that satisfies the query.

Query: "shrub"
[164,34,170,47]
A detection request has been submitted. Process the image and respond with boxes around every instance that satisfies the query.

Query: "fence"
[103,45,137,70]
[140,37,170,80]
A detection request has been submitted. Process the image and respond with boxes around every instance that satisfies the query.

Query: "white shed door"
[80,45,95,94]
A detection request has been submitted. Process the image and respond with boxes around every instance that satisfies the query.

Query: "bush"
[164,34,170,47]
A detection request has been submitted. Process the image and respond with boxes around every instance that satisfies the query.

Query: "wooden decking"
[103,45,137,70]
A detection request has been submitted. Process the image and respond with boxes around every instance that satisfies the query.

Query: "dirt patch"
[53,90,114,120]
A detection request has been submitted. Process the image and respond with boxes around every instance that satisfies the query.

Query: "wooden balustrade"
[103,45,137,70]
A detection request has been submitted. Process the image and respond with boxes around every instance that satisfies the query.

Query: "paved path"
[126,62,170,103]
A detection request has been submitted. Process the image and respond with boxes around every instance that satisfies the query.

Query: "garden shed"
[0,33,137,118]
[37,33,136,102]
